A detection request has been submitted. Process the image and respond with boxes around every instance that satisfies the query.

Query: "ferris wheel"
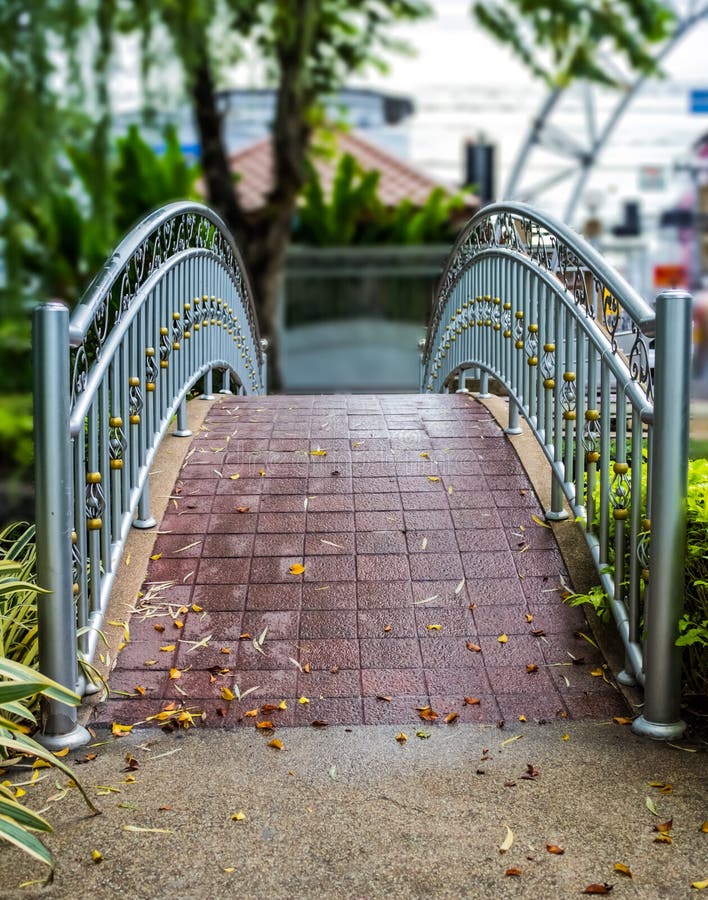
[504,1,708,225]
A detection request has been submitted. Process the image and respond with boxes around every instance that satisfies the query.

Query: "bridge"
[30,201,693,748]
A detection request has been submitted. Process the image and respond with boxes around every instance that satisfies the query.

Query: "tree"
[473,1,674,87]
[129,0,431,390]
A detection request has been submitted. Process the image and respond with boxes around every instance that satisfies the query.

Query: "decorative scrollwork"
[560,372,577,420]
[109,416,127,469]
[609,461,631,520]
[85,471,105,531]
[582,409,601,463]
[128,376,143,425]
[424,203,654,403]
[541,343,555,389]
[69,204,264,406]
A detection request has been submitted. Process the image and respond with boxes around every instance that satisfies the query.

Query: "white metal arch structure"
[504,1,708,224]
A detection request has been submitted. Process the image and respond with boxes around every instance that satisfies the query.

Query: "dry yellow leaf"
[419,452,430,459]
[244,709,258,717]
[111,723,133,735]
[91,849,103,863]
[426,624,442,631]
[298,696,310,705]
[134,685,146,696]
[447,485,453,495]
[518,715,527,722]
[229,473,241,480]
[268,739,283,750]
[278,699,288,710]
[614,863,633,878]
[310,449,327,457]
[505,868,522,877]
[258,469,266,477]
[289,563,305,575]
[53,747,69,758]
[221,687,235,701]
[525,613,534,623]
[160,644,176,652]
[427,475,440,482]
[500,825,514,853]
[590,667,604,677]
[395,732,408,743]
[613,716,633,725]
[562,733,570,741]
[231,811,246,821]
[192,603,203,612]
[654,834,672,844]
[531,514,551,529]
[498,633,508,644]
[691,881,708,891]
[150,553,162,561]
[256,720,274,730]
[701,821,708,833]
[546,844,564,855]
[169,668,181,680]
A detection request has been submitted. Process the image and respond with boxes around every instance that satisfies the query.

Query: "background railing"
[33,202,265,747]
[422,201,692,740]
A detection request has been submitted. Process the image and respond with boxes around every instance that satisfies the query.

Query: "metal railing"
[422,202,692,740]
[33,202,266,747]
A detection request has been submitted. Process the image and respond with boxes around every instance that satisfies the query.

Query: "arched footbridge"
[29,201,693,747]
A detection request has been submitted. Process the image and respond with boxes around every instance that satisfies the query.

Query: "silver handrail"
[423,201,691,741]
[33,203,266,748]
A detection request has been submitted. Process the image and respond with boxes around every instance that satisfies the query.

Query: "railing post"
[546,477,569,521]
[133,478,157,529]
[633,289,691,740]
[201,367,214,400]
[478,370,491,398]
[33,303,90,749]
[219,369,233,394]
[456,367,469,393]
[260,338,269,395]
[505,398,523,435]
[174,398,192,437]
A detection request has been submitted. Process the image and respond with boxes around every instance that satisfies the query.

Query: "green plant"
[0,396,34,478]
[565,455,708,696]
[0,657,99,878]
[293,150,469,248]
[0,524,42,670]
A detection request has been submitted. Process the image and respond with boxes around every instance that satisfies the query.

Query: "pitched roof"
[229,130,477,212]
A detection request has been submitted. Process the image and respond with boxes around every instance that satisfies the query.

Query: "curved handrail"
[425,201,655,365]
[68,200,261,359]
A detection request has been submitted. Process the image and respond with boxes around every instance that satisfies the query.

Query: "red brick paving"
[95,394,629,730]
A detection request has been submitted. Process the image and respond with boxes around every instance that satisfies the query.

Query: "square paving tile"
[357,554,410,581]
[361,668,426,696]
[305,533,355,555]
[298,639,360,669]
[356,580,412,608]
[302,582,357,609]
[360,638,422,669]
[299,610,358,639]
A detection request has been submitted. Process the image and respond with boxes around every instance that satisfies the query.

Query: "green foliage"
[566,455,708,696]
[293,151,468,247]
[0,656,98,878]
[0,524,42,669]
[473,0,675,88]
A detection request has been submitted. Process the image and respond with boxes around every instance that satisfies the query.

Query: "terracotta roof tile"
[228,131,477,212]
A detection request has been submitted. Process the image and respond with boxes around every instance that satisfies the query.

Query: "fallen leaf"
[525,613,534,623]
[531,628,546,637]
[311,720,328,728]
[258,469,266,477]
[466,642,481,652]
[562,733,570,741]
[518,715,527,722]
[501,735,523,747]
[383,624,392,633]
[231,811,246,821]
[150,553,162,561]
[268,739,283,751]
[463,697,481,705]
[220,647,230,655]
[426,624,442,631]
[498,633,508,644]
[546,844,565,855]
[395,732,408,743]
[160,644,176,652]
[236,507,250,513]
[701,822,708,833]
[310,449,327,457]
[298,696,310,705]
[192,603,203,612]
[256,721,274,730]
[505,868,522,877]
[654,834,672,844]
[613,716,633,725]
[221,687,235,701]
[123,825,174,834]
[376,695,392,703]
[91,849,103,863]
[289,563,305,575]
[415,731,430,739]
[444,712,459,724]
[532,514,551,529]
[691,880,708,890]
[646,797,660,816]
[521,763,540,779]
[229,473,241,480]
[427,476,440,482]
[500,825,514,853]
[590,667,605,677]
[419,452,430,459]
[328,765,337,780]
[613,863,633,878]
[112,723,133,736]
[582,885,613,895]
[418,706,439,722]
[526,664,538,673]
[653,819,673,834]
[53,747,70,758]
[154,623,165,633]
[454,577,466,595]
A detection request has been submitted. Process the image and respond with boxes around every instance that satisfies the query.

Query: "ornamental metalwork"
[560,372,576,420]
[582,409,601,463]
[69,203,263,402]
[426,202,654,400]
[541,343,555,389]
[609,462,631,520]
[85,472,105,531]
[108,416,127,470]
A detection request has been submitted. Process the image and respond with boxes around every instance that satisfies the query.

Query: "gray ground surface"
[1,723,705,899]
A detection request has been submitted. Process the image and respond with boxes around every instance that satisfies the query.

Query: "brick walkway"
[95,394,629,729]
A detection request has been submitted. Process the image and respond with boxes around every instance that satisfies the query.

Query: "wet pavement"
[94,393,629,730]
